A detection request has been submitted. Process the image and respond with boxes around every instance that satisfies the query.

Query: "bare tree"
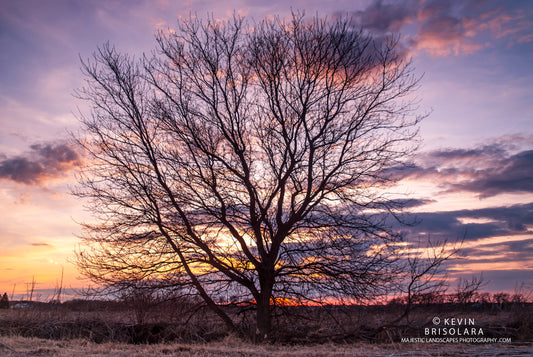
[454,274,485,305]
[394,237,459,323]
[75,13,422,339]
[50,266,64,304]
[26,276,36,302]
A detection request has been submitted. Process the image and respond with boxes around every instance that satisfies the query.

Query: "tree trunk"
[256,270,274,341]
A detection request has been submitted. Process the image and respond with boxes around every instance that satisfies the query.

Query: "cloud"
[390,138,533,198]
[31,242,52,247]
[460,238,533,265]
[445,269,533,292]
[391,201,533,291]
[407,1,487,56]
[375,198,435,212]
[0,142,81,185]
[392,198,436,209]
[454,150,533,198]
[351,0,416,33]
[349,0,533,57]
[398,202,533,243]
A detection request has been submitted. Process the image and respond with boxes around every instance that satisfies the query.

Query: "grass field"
[0,300,532,356]
[1,335,532,356]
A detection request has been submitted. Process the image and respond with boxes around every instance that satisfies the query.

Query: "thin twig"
[0,340,17,352]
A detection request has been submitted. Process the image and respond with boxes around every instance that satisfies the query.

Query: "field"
[0,300,532,356]
[1,335,532,356]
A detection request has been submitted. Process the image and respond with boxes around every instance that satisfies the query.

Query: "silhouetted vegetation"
[74,12,423,340]
[0,293,9,309]
[1,290,531,345]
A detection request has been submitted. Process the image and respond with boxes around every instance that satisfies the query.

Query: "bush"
[0,293,9,309]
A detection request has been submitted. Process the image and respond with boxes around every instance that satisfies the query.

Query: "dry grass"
[0,336,531,356]
[0,303,229,343]
[1,301,532,356]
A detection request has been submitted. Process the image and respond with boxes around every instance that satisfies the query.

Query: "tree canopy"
[75,13,422,339]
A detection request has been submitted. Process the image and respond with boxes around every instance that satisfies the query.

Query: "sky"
[0,0,532,301]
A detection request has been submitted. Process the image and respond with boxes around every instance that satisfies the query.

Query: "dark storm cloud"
[0,142,81,185]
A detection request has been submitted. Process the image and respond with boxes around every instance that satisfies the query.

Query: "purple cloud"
[347,0,533,57]
[351,0,416,33]
[389,139,533,198]
[455,150,533,198]
[0,142,81,185]
[389,202,533,253]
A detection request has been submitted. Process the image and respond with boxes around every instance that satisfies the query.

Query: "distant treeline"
[387,290,532,307]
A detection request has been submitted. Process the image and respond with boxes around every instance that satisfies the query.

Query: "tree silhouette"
[75,13,422,339]
[395,237,460,323]
[0,293,9,309]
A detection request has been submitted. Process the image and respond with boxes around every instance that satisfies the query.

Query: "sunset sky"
[1,0,532,301]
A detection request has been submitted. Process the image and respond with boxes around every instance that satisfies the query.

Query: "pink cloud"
[354,1,533,58]
[412,7,531,57]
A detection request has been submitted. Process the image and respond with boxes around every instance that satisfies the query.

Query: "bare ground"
[0,336,531,357]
